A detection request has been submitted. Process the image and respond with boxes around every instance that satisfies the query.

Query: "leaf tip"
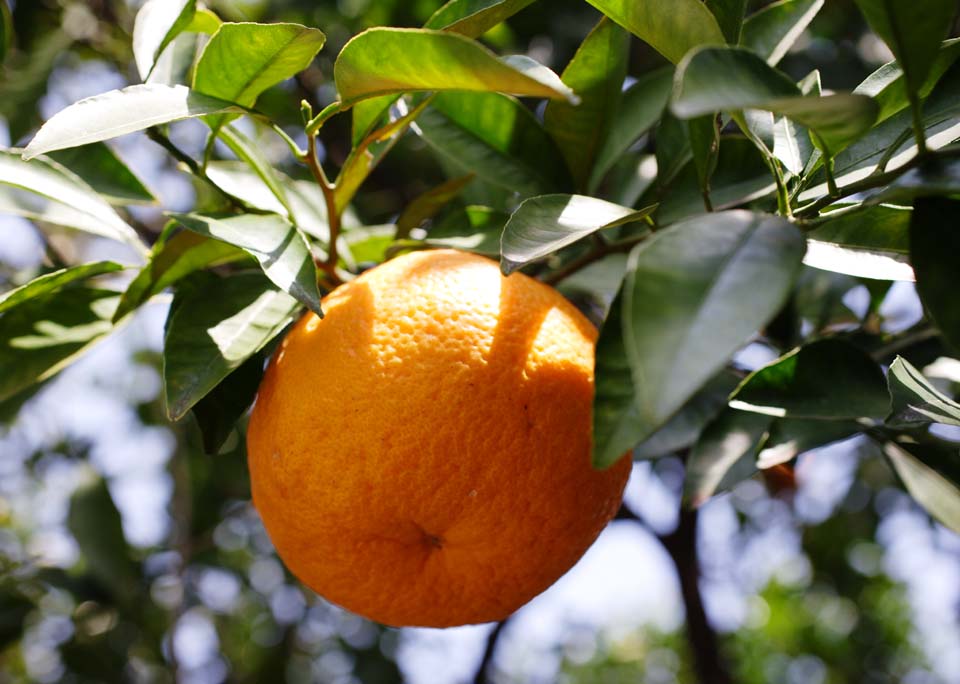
[500,259,522,277]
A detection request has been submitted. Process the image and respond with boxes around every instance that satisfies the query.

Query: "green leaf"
[684,407,771,506]
[148,31,202,87]
[333,28,577,107]
[772,70,820,175]
[395,175,474,240]
[593,290,643,467]
[884,441,960,534]
[706,0,749,44]
[687,114,720,202]
[654,110,692,189]
[424,0,537,37]
[729,339,889,419]
[187,8,222,34]
[132,0,195,80]
[633,370,742,460]
[672,45,877,156]
[655,136,775,225]
[193,22,325,110]
[584,0,725,64]
[115,226,246,322]
[590,67,673,192]
[854,0,957,103]
[544,18,629,191]
[206,162,332,242]
[351,95,400,147]
[192,348,267,453]
[0,0,13,64]
[911,197,960,351]
[426,205,509,256]
[755,418,861,468]
[414,92,571,202]
[887,356,960,428]
[500,194,654,274]
[163,272,300,420]
[22,85,244,159]
[854,39,960,124]
[171,213,321,315]
[217,124,293,218]
[0,151,146,254]
[67,475,138,600]
[804,205,914,281]
[619,211,805,446]
[48,143,157,205]
[741,0,824,66]
[0,262,123,314]
[0,288,117,402]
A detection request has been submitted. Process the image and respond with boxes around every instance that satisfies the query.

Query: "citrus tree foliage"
[1,0,960,680]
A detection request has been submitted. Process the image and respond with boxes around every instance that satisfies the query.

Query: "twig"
[302,135,343,286]
[472,620,508,684]
[541,234,649,286]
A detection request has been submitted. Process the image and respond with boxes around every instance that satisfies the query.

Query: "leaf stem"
[305,100,346,136]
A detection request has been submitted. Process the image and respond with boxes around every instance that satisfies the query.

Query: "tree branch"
[472,619,508,684]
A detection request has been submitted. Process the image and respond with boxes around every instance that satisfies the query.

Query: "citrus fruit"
[247,249,632,628]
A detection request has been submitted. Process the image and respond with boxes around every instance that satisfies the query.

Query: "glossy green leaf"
[187,8,221,34]
[619,211,805,446]
[911,197,960,351]
[148,31,202,87]
[804,205,913,281]
[590,67,673,192]
[854,0,957,102]
[887,356,960,428]
[0,151,146,253]
[48,143,156,205]
[424,0,537,37]
[544,18,629,191]
[729,339,889,419]
[687,114,720,202]
[584,0,725,64]
[217,124,293,218]
[755,418,861,468]
[171,213,321,315]
[672,46,878,156]
[115,227,246,322]
[67,475,138,599]
[163,272,300,420]
[500,194,655,274]
[655,136,775,225]
[22,85,243,159]
[193,22,325,110]
[0,288,117,402]
[192,348,268,453]
[854,39,960,124]
[395,175,474,240]
[426,205,508,256]
[132,0,195,80]
[885,441,960,533]
[415,92,571,202]
[334,28,577,107]
[0,0,13,64]
[351,95,400,147]
[0,262,123,314]
[741,0,824,65]
[706,0,749,44]
[684,408,771,506]
[206,162,332,242]
[772,70,820,175]
[633,370,742,460]
[593,290,642,467]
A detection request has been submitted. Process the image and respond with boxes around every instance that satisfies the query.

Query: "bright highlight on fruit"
[247,249,632,627]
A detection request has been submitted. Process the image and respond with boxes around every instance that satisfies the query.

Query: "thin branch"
[303,135,343,286]
[541,234,649,286]
[472,620,508,684]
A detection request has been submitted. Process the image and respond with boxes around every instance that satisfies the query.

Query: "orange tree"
[1,0,959,682]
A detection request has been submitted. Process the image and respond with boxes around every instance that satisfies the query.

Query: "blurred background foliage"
[0,1,959,683]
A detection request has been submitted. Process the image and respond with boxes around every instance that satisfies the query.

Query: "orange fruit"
[247,249,632,627]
